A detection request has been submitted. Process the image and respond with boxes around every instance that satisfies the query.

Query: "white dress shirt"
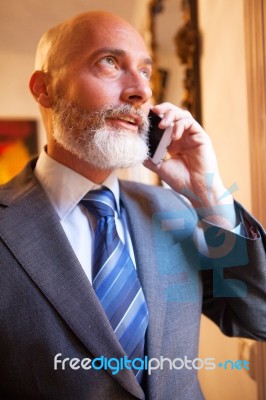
[34,150,135,283]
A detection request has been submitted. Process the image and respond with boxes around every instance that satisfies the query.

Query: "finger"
[152,105,194,129]
[171,117,194,140]
[151,102,183,114]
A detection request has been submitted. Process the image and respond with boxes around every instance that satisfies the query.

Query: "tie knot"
[81,188,116,219]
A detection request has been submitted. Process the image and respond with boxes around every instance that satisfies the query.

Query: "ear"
[29,71,53,108]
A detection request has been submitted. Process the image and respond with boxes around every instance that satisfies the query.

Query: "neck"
[47,141,113,184]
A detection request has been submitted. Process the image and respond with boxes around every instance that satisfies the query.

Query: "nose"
[120,72,152,106]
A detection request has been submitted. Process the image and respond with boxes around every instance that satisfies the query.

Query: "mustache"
[99,104,149,131]
[53,100,150,134]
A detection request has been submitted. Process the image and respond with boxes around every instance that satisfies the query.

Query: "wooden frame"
[244,0,266,227]
[174,0,202,122]
[244,1,266,399]
[149,0,201,122]
[0,119,38,184]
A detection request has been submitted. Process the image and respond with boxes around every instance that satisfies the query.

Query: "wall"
[198,0,251,211]
[198,0,256,399]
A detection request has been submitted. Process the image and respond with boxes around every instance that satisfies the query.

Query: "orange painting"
[0,120,38,184]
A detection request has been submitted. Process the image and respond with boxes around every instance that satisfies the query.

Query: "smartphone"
[148,110,173,164]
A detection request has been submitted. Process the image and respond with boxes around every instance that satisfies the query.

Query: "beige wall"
[198,0,251,211]
[198,0,256,399]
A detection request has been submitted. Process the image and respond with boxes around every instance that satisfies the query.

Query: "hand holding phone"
[148,110,173,164]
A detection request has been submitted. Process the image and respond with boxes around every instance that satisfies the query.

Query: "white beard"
[51,100,150,169]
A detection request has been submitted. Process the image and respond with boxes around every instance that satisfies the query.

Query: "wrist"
[188,179,238,229]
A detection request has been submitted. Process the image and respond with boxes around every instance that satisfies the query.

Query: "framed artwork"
[0,119,38,184]
[149,0,201,122]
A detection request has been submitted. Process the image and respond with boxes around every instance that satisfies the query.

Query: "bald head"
[35,11,146,72]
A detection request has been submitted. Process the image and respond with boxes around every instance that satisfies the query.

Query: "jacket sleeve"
[201,203,266,340]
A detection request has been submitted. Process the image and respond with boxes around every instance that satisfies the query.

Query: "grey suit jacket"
[0,160,265,400]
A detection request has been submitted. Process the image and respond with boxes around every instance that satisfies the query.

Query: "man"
[0,10,265,400]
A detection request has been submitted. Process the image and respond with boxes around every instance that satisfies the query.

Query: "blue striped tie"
[81,188,149,382]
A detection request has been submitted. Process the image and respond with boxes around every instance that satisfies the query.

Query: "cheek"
[66,77,121,110]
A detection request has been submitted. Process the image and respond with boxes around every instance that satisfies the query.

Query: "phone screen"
[148,110,165,157]
[147,110,173,163]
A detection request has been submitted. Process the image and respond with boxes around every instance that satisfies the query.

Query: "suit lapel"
[120,183,167,384]
[0,166,144,399]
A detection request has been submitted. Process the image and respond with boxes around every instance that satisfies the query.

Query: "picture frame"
[0,119,38,184]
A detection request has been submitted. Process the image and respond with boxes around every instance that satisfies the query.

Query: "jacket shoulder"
[0,158,38,206]
[119,179,195,215]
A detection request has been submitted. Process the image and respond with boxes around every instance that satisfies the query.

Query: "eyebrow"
[90,47,153,66]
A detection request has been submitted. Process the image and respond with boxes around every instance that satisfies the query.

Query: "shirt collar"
[34,150,120,221]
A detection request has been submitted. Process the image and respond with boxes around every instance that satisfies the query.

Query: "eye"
[95,55,121,78]
[140,68,152,80]
[99,56,116,67]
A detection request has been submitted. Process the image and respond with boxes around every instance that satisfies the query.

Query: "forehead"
[60,17,152,66]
